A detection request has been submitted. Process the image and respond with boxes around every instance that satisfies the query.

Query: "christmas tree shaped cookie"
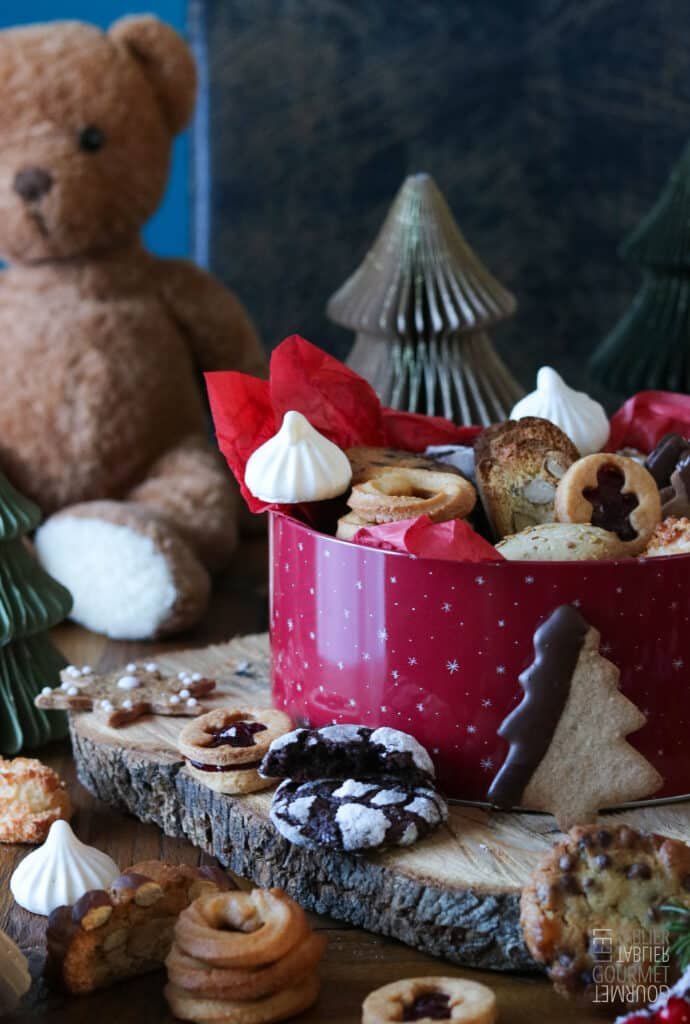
[488,605,662,830]
[0,474,72,754]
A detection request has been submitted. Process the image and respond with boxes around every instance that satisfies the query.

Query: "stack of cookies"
[165,887,326,1023]
[260,724,448,852]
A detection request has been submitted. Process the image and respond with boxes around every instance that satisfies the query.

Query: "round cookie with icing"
[260,724,435,784]
[270,777,447,852]
[178,707,293,795]
[554,453,661,555]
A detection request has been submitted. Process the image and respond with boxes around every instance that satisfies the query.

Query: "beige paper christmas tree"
[327,173,524,425]
[488,605,662,830]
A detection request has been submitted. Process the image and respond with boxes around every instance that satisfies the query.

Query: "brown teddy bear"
[0,16,266,639]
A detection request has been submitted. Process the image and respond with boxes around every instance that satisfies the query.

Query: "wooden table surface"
[1,537,597,1023]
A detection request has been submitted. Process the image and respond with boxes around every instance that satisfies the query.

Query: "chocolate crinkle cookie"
[521,824,690,1005]
[259,724,435,784]
[270,778,448,853]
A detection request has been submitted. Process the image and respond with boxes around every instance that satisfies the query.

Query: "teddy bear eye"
[78,125,105,153]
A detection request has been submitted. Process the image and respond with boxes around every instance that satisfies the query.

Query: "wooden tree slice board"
[69,633,690,972]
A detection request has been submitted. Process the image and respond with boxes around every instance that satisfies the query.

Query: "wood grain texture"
[194,0,690,407]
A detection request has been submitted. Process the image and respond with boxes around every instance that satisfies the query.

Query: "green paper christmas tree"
[590,141,690,393]
[0,474,72,754]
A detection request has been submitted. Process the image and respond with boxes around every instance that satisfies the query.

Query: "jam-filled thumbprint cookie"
[177,707,293,795]
[362,977,497,1024]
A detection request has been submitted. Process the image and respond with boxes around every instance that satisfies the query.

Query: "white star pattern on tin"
[408,657,418,666]
[481,698,493,708]
[344,609,351,619]
[389,576,397,584]
[380,705,388,712]
[572,598,582,607]
[497,619,505,628]
[296,683,302,692]
[297,542,304,551]
[309,631,315,640]
[467,724,477,734]
[309,587,315,595]
[391,670,400,680]
[303,661,309,669]
[673,658,684,670]
[337,661,345,671]
[377,628,389,641]
[324,550,331,558]
[475,576,486,586]
[441,602,452,612]
[355,580,363,590]
[283,562,290,571]
[447,659,459,674]
[362,652,371,661]
[524,575,535,584]
[496,665,506,675]
[348,698,356,707]
[416,702,425,712]
[287,619,294,632]
[480,758,494,771]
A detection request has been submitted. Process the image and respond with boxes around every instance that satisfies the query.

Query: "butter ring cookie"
[348,467,476,524]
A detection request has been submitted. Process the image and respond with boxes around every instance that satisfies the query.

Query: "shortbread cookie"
[347,467,476,525]
[270,777,447,852]
[555,453,661,555]
[347,447,459,485]
[165,973,320,1024]
[521,825,690,1004]
[0,757,71,843]
[496,522,629,561]
[645,432,690,488]
[35,662,216,727]
[474,417,579,539]
[260,724,435,784]
[487,605,661,829]
[45,861,232,994]
[362,977,497,1024]
[643,516,690,557]
[178,707,293,795]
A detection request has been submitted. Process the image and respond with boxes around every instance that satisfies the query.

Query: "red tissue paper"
[353,515,504,562]
[608,391,690,454]
[206,335,480,513]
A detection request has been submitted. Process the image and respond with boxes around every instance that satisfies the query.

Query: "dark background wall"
[192,0,690,403]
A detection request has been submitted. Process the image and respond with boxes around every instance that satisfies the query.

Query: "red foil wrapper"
[608,390,690,453]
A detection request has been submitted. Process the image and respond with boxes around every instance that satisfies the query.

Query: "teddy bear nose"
[13,166,53,202]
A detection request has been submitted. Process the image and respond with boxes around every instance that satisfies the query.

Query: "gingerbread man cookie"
[554,453,661,554]
[35,662,216,727]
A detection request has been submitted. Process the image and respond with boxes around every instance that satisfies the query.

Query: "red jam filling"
[208,721,267,748]
[403,992,451,1021]
[188,758,262,772]
[583,464,639,541]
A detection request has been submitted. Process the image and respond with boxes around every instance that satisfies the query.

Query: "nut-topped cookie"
[35,662,216,727]
[521,824,690,1005]
[178,707,293,794]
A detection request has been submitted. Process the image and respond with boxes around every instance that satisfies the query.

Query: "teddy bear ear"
[109,15,197,135]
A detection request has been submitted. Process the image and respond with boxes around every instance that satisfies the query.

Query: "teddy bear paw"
[35,502,210,640]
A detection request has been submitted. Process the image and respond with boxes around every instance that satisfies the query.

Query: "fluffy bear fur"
[0,17,266,639]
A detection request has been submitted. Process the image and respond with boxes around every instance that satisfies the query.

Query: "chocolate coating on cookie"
[583,464,639,540]
[488,605,588,808]
[645,432,690,488]
[660,456,690,519]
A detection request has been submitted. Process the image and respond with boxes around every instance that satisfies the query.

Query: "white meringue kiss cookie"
[511,367,609,456]
[0,928,30,1014]
[10,820,119,916]
[244,410,352,503]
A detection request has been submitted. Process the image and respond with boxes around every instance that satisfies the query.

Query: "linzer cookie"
[35,661,216,727]
[521,825,690,1005]
[473,416,579,539]
[487,605,662,829]
[270,777,447,852]
[178,707,293,795]
[45,860,232,994]
[260,724,435,784]
[362,977,497,1024]
[554,453,661,555]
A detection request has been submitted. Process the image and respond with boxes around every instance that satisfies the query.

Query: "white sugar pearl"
[191,672,202,682]
[65,665,81,678]
[144,662,159,672]
[169,695,181,705]
[186,697,198,707]
[122,699,133,709]
[100,700,113,710]
[179,689,190,699]
[60,681,72,691]
[41,686,52,696]
[81,665,92,675]
[126,663,138,672]
[67,686,78,696]
[177,671,187,680]
[117,675,141,690]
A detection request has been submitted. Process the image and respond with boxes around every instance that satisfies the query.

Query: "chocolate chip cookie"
[270,777,447,852]
[521,824,690,1004]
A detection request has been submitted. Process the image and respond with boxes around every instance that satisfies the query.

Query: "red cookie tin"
[269,510,690,804]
